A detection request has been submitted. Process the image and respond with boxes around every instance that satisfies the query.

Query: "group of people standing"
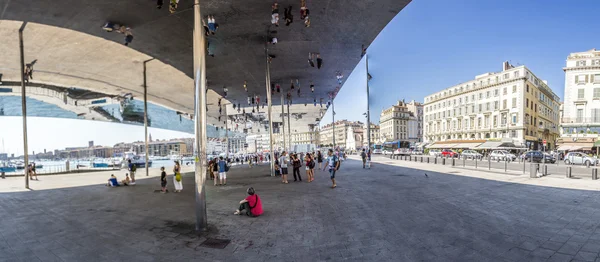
[208,157,229,186]
[275,149,340,188]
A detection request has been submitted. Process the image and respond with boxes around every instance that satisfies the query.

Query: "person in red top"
[234,187,263,217]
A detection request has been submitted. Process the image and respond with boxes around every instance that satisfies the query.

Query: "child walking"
[160,167,168,193]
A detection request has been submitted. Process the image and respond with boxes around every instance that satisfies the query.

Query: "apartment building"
[560,49,600,150]
[380,100,424,144]
[424,62,561,150]
[318,120,364,147]
[363,123,380,146]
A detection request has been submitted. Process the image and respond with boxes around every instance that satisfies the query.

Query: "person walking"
[292,154,302,182]
[218,156,228,186]
[361,149,367,168]
[279,151,289,184]
[212,158,219,186]
[173,160,183,192]
[322,149,340,188]
[127,159,136,185]
[305,153,315,182]
[160,167,168,193]
[317,150,323,169]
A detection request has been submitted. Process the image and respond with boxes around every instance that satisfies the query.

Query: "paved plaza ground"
[2,158,600,261]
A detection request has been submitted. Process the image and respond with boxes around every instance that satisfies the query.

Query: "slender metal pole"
[19,23,29,189]
[287,102,291,152]
[265,43,275,176]
[332,100,336,149]
[143,58,154,177]
[193,0,208,231]
[225,105,228,159]
[281,93,286,152]
[366,54,371,152]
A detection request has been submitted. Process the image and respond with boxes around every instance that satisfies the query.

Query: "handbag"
[175,172,181,182]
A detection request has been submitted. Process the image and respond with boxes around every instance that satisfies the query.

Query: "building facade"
[363,123,380,146]
[318,120,363,148]
[561,49,600,150]
[405,100,424,143]
[424,62,561,150]
[380,101,411,143]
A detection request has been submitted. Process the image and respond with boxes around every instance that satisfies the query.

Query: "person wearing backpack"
[173,160,183,192]
[127,159,137,185]
[305,153,315,182]
[322,149,340,188]
[360,149,367,168]
[218,156,228,186]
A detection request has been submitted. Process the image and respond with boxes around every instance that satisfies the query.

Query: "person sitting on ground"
[234,187,263,217]
[121,173,130,186]
[107,174,119,187]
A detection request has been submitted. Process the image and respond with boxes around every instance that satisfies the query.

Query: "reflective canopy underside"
[0,0,411,133]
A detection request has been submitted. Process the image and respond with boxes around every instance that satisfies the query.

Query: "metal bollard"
[442,158,446,165]
[566,167,572,178]
[543,165,547,176]
[420,156,423,163]
[593,169,598,180]
[505,160,507,172]
[390,154,393,159]
[452,158,455,167]
[0,171,4,179]
[475,157,478,168]
[434,158,437,164]
[463,157,466,167]
[488,157,491,170]
[427,157,430,163]
[530,163,539,178]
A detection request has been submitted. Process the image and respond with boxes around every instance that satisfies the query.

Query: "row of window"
[426,70,525,103]
[575,59,600,67]
[576,87,600,99]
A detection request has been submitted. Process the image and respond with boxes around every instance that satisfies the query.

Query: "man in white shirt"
[279,151,289,184]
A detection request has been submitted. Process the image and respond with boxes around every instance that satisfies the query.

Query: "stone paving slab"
[2,158,600,261]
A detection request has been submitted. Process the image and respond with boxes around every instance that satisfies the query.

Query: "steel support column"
[265,43,275,176]
[225,105,228,159]
[143,58,154,177]
[366,55,371,152]
[332,99,336,149]
[193,0,208,231]
[287,102,291,152]
[281,93,286,152]
[19,23,29,189]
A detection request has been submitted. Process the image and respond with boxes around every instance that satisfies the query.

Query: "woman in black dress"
[317,151,323,169]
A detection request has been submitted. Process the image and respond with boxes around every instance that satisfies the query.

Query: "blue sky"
[326,0,600,125]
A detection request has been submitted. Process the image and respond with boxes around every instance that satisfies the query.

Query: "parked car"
[490,150,517,161]
[382,149,392,155]
[461,150,482,159]
[441,149,459,158]
[410,150,423,155]
[523,151,555,163]
[428,149,441,157]
[564,152,598,166]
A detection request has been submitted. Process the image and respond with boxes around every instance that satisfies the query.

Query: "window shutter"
[575,75,579,83]
[586,75,589,83]
[591,74,595,83]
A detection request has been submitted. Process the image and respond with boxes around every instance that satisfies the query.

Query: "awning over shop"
[427,143,456,149]
[557,144,582,151]
[453,142,484,149]
[475,141,502,149]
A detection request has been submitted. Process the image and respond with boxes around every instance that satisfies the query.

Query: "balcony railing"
[561,117,600,124]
